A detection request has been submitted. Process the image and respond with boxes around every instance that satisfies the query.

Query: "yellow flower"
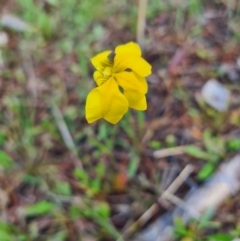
[85,42,152,124]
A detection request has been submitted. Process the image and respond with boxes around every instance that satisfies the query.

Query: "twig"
[51,102,83,169]
[117,165,194,240]
[160,193,186,209]
[153,146,186,158]
[137,0,147,46]
[161,164,194,196]
[135,155,240,241]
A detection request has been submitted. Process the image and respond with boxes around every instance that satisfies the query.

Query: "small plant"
[173,212,235,241]
[185,130,227,180]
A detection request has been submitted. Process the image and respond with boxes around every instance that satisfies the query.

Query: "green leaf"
[174,216,185,230]
[208,233,233,241]
[185,145,211,161]
[37,12,52,37]
[166,134,177,147]
[0,151,14,168]
[173,216,189,237]
[70,206,82,219]
[26,201,54,216]
[127,153,139,178]
[227,139,240,151]
[93,213,120,239]
[96,163,105,178]
[73,168,89,185]
[0,230,12,241]
[23,174,42,185]
[54,182,71,195]
[0,131,6,145]
[0,222,26,240]
[197,208,216,229]
[90,179,100,193]
[97,122,108,140]
[203,130,226,156]
[197,163,215,180]
[148,140,162,149]
[93,202,110,219]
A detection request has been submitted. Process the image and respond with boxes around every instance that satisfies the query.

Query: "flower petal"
[91,50,112,71]
[124,90,147,110]
[103,79,129,124]
[85,88,102,123]
[136,74,148,93]
[85,78,128,124]
[114,71,148,94]
[115,42,141,57]
[93,71,108,86]
[114,55,151,77]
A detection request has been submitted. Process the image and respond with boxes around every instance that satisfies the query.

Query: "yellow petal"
[124,90,147,110]
[93,71,108,86]
[85,78,128,124]
[85,88,102,123]
[114,71,148,94]
[115,42,141,57]
[103,78,129,124]
[114,55,151,77]
[91,50,112,71]
[129,57,151,77]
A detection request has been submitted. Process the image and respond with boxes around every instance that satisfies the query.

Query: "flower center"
[103,67,112,77]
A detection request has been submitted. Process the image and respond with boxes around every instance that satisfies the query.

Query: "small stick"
[135,155,240,241]
[52,103,83,169]
[118,165,194,240]
[137,0,147,46]
[153,146,186,158]
[161,164,194,196]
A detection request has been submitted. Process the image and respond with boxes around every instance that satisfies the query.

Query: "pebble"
[0,14,31,32]
[201,79,230,111]
[0,32,8,47]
